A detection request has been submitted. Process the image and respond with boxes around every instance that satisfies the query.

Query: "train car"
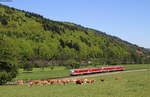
[70,66,125,75]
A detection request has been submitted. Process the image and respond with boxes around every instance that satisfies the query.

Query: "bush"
[0,72,10,84]
[65,59,80,69]
[0,36,19,85]
[23,63,33,71]
[1,19,8,25]
[0,16,8,25]
[0,62,18,85]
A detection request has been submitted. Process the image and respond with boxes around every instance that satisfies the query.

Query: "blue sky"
[1,0,150,48]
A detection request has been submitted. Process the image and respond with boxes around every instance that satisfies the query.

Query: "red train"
[70,66,125,75]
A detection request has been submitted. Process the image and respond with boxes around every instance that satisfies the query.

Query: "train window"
[74,70,79,72]
[79,70,88,72]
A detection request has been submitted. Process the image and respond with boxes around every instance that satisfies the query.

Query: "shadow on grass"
[22,71,33,73]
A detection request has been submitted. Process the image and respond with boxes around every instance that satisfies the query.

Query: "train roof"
[71,66,124,71]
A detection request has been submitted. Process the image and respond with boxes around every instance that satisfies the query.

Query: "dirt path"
[59,69,149,80]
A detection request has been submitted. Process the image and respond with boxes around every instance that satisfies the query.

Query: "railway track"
[46,68,149,80]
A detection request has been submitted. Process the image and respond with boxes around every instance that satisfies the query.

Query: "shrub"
[65,59,80,69]
[0,36,19,84]
[0,62,18,85]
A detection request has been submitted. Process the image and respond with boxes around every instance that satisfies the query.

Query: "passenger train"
[70,66,125,75]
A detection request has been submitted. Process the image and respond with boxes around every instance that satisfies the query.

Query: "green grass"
[13,66,70,82]
[13,64,150,82]
[123,64,150,70]
[1,69,150,97]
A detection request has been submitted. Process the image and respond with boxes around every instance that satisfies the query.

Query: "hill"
[146,48,150,51]
[0,4,150,67]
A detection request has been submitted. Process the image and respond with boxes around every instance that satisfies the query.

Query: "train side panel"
[70,66,125,75]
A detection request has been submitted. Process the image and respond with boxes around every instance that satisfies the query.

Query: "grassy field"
[13,64,150,81]
[13,66,70,81]
[1,69,150,97]
[123,64,150,70]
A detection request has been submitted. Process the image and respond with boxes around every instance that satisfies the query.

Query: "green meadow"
[1,69,150,97]
[12,64,150,82]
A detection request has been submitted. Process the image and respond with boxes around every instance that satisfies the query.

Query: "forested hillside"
[147,48,150,51]
[0,3,150,70]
